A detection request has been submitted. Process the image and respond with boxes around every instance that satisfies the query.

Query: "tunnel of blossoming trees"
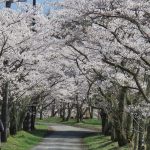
[0,0,150,150]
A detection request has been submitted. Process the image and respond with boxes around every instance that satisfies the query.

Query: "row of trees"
[0,2,68,142]
[0,1,94,143]
[45,0,150,150]
[0,1,150,150]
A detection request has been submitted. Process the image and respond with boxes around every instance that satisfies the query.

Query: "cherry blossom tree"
[47,0,150,148]
[0,4,66,140]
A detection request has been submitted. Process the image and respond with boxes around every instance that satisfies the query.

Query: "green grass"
[1,124,48,150]
[37,117,101,131]
[84,134,130,150]
[36,117,62,124]
[62,118,101,130]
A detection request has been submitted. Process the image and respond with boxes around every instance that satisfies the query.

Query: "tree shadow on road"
[43,130,98,138]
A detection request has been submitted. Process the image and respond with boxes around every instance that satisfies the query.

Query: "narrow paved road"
[32,123,97,150]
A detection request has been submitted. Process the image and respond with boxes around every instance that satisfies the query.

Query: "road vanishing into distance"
[32,123,97,150]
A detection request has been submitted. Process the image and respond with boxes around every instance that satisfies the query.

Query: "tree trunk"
[138,119,145,150]
[10,103,17,135]
[116,87,128,146]
[145,77,150,150]
[59,106,63,118]
[40,110,43,120]
[111,125,117,141]
[61,102,66,121]
[79,107,83,122]
[1,82,9,142]
[51,100,56,117]
[76,104,80,123]
[126,103,133,144]
[100,109,109,135]
[18,111,26,131]
[116,128,128,146]
[23,112,31,131]
[66,103,72,121]
[89,107,93,119]
[146,120,150,150]
[114,116,128,146]
[133,118,139,150]
[31,106,36,131]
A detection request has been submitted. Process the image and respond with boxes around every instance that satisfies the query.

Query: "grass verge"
[84,134,130,150]
[1,124,48,150]
[62,118,101,131]
[36,117,101,131]
[36,117,62,124]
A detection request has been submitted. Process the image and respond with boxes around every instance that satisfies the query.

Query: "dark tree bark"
[146,120,150,150]
[23,111,31,131]
[51,100,56,117]
[60,102,66,121]
[76,103,80,123]
[100,109,109,135]
[137,119,145,150]
[112,87,128,146]
[62,102,66,121]
[31,106,36,131]
[40,110,43,120]
[10,103,17,135]
[18,110,26,131]
[111,125,117,141]
[66,103,73,121]
[89,106,93,119]
[133,118,139,150]
[1,82,9,142]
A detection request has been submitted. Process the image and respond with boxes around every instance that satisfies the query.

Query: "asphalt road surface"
[31,123,97,150]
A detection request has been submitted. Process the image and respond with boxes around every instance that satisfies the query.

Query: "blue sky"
[0,0,61,13]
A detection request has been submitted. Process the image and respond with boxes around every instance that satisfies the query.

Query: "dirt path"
[31,123,97,150]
